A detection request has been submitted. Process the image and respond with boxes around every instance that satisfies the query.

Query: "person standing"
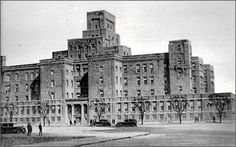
[27,122,32,136]
[38,123,42,136]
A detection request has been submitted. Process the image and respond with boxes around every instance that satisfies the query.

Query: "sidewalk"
[14,126,150,147]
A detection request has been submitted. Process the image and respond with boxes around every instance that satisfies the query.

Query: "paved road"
[84,122,235,146]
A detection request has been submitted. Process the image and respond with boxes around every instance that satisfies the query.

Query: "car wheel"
[16,129,21,134]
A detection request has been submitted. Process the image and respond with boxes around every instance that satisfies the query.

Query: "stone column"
[81,104,84,124]
[64,104,68,125]
[71,104,74,122]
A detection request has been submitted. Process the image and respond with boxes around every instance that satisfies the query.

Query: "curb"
[73,132,150,147]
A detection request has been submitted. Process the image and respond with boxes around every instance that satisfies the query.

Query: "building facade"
[0,10,234,125]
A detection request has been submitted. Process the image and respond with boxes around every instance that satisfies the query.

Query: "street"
[84,122,235,146]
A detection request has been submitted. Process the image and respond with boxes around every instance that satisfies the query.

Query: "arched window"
[5,74,10,82]
[15,73,19,81]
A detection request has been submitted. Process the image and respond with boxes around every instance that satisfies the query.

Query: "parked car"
[0,122,26,134]
[95,119,111,127]
[115,119,137,127]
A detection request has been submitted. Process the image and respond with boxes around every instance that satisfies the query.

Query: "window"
[137,77,141,85]
[150,76,154,85]
[192,63,196,68]
[51,80,55,88]
[99,90,104,97]
[120,78,122,85]
[66,79,69,87]
[117,103,121,113]
[190,100,194,110]
[66,70,68,75]
[193,87,197,93]
[131,103,135,112]
[15,96,18,101]
[66,93,69,99]
[71,70,73,75]
[116,66,118,72]
[167,101,171,111]
[5,74,10,82]
[100,77,104,84]
[6,97,9,102]
[117,115,121,120]
[124,103,128,112]
[123,65,127,73]
[5,85,11,93]
[177,58,182,64]
[150,63,154,73]
[26,107,30,115]
[124,90,128,97]
[193,76,196,82]
[152,114,157,119]
[137,90,141,97]
[143,64,147,72]
[14,73,19,81]
[143,76,147,85]
[71,80,73,87]
[15,84,19,92]
[116,90,118,97]
[177,70,182,77]
[197,100,202,110]
[150,89,155,96]
[116,76,118,84]
[71,93,73,98]
[136,64,140,73]
[51,70,54,75]
[25,84,29,92]
[25,73,29,80]
[26,95,29,101]
[124,77,128,86]
[160,101,164,111]
[153,102,157,111]
[120,67,122,73]
[98,65,103,72]
[76,81,80,88]
[179,86,182,91]
[51,92,55,99]
[120,90,122,97]
[30,73,34,80]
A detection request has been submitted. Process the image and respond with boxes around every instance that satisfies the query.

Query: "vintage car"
[94,119,111,127]
[0,122,26,134]
[115,119,137,127]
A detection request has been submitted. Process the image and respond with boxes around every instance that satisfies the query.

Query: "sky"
[1,1,235,93]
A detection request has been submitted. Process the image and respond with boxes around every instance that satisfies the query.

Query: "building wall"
[168,40,193,94]
[122,54,166,96]
[203,64,215,93]
[191,56,205,93]
[2,64,40,102]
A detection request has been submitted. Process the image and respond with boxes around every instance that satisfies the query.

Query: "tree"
[132,96,151,125]
[89,98,110,121]
[170,95,188,124]
[2,102,18,122]
[36,100,53,126]
[207,94,231,123]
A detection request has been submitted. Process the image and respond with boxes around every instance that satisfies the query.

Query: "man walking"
[38,123,42,136]
[27,122,32,136]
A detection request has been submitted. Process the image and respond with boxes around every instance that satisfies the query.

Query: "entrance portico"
[65,99,88,125]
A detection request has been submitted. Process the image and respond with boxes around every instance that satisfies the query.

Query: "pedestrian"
[48,119,50,126]
[27,122,32,136]
[70,120,72,126]
[213,116,216,123]
[38,123,42,136]
[74,120,76,126]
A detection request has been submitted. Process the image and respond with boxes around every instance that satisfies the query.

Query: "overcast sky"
[1,1,235,93]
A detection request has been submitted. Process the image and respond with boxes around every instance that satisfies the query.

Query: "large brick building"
[0,10,234,125]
